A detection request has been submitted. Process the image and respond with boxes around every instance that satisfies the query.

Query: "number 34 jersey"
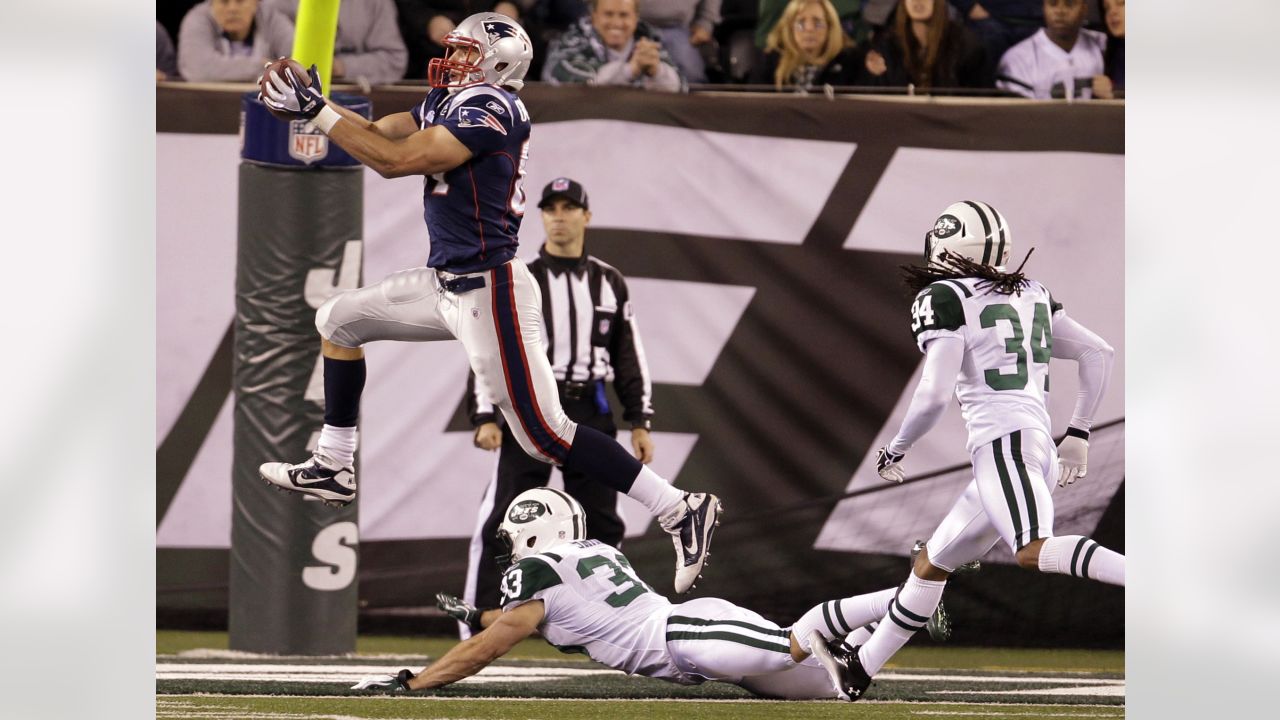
[910,277,1064,454]
[499,539,690,682]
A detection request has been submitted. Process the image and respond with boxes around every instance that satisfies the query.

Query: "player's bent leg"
[856,548,948,681]
[1027,535,1126,586]
[260,269,454,505]
[789,587,897,655]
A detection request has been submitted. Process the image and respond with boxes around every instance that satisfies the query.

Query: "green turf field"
[156,631,1124,719]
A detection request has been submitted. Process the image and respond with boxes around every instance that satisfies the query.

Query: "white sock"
[858,573,946,675]
[1038,535,1125,586]
[317,424,358,467]
[792,587,896,653]
[626,464,684,518]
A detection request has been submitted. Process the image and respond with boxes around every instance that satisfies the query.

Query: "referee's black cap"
[538,177,589,210]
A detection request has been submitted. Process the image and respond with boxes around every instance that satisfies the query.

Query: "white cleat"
[259,453,356,507]
[660,492,722,594]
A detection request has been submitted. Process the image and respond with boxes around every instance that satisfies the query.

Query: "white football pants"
[316,259,576,464]
[665,597,838,700]
[926,427,1059,571]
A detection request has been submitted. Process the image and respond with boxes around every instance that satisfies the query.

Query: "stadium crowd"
[157,0,1122,97]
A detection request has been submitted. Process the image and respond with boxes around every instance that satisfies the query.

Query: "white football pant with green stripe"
[927,427,1056,570]
[665,597,839,700]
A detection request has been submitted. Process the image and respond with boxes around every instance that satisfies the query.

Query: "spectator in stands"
[996,0,1110,99]
[748,0,858,90]
[756,0,868,50]
[1099,0,1122,92]
[157,21,180,81]
[857,0,990,90]
[637,0,721,84]
[178,0,295,82]
[267,0,408,85]
[948,0,1042,72]
[542,0,686,92]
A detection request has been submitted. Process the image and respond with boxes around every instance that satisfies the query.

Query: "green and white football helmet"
[496,487,587,566]
[923,201,1011,270]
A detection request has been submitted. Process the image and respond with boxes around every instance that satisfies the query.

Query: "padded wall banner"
[158,87,1123,646]
[228,164,363,654]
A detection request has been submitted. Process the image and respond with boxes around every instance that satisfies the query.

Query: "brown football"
[259,57,309,121]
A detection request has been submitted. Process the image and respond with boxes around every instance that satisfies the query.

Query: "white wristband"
[313,105,342,134]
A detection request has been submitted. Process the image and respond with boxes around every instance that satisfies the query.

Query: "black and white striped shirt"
[469,248,654,428]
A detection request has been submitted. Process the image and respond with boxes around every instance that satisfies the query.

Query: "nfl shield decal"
[288,119,329,164]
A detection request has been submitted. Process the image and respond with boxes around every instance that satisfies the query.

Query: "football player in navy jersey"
[258,12,719,594]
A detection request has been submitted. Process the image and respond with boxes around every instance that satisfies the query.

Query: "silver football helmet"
[923,201,1012,270]
[495,488,587,566]
[428,13,534,91]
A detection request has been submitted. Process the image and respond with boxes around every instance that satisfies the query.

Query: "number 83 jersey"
[498,539,689,682]
[910,277,1063,454]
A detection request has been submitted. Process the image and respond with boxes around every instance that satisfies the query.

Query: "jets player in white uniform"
[352,487,915,699]
[813,201,1126,701]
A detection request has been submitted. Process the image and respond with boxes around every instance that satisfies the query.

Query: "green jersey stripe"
[939,278,973,298]
[666,615,790,638]
[1010,431,1041,544]
[542,552,563,562]
[992,437,1025,548]
[665,630,792,654]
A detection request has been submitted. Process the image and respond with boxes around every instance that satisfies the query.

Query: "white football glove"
[261,64,327,119]
[876,446,906,484]
[1056,433,1089,487]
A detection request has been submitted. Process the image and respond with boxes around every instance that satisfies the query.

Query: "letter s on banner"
[302,521,359,591]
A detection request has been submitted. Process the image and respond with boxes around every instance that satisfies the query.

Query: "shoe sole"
[259,466,354,508]
[807,630,853,701]
[673,495,722,594]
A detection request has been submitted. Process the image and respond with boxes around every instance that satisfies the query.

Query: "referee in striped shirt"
[461,177,656,623]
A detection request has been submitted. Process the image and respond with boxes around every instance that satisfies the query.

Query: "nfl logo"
[552,178,571,192]
[288,119,329,164]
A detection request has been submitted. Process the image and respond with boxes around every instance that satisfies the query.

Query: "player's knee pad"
[315,291,365,347]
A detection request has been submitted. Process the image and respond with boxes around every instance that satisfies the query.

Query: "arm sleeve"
[642,60,685,92]
[592,59,637,85]
[437,92,517,156]
[466,371,499,427]
[1050,311,1114,432]
[606,276,654,426]
[888,336,965,454]
[334,0,408,84]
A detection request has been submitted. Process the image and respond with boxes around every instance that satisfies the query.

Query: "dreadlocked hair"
[902,248,1036,296]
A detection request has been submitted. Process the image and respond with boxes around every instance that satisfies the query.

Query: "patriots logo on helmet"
[933,214,961,238]
[456,106,508,135]
[483,20,521,43]
[508,500,546,523]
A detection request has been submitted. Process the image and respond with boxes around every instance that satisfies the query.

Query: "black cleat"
[808,631,872,701]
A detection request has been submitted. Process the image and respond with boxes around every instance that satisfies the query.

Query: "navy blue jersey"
[410,85,531,273]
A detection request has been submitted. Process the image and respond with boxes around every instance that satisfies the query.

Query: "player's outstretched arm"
[325,120,473,179]
[1048,313,1115,432]
[876,336,964,482]
[408,600,545,690]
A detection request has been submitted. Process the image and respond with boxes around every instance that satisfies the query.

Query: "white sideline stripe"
[911,707,1121,712]
[162,695,1126,708]
[932,686,1127,697]
[157,663,619,676]
[880,672,1122,685]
